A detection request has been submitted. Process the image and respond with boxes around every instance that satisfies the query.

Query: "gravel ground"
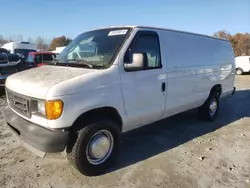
[0,75,250,188]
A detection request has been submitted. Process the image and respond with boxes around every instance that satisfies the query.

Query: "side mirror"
[124,53,147,71]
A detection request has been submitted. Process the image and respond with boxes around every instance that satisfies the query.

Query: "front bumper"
[2,105,69,153]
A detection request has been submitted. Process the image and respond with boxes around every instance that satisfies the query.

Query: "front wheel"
[66,119,121,176]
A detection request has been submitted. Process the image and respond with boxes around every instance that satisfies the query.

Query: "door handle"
[162,82,166,92]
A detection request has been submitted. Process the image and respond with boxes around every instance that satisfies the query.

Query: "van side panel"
[160,30,235,117]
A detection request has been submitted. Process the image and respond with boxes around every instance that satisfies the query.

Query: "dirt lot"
[0,75,250,188]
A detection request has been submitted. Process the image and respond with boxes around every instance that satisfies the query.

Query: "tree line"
[1,31,250,56]
[0,35,72,51]
[213,31,250,56]
[35,36,72,51]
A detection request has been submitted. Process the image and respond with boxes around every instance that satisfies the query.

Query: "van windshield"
[57,28,131,69]
[14,49,36,58]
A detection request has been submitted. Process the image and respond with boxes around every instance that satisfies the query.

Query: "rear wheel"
[198,92,220,121]
[66,118,121,176]
[236,68,243,75]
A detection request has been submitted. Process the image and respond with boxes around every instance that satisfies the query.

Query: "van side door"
[120,30,166,129]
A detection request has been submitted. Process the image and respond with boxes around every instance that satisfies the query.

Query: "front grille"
[6,89,31,118]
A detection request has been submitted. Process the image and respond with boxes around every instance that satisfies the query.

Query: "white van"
[2,26,236,176]
[235,56,250,75]
[2,42,37,58]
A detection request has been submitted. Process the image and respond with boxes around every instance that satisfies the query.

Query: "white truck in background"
[2,42,37,58]
[235,56,250,75]
[52,46,66,55]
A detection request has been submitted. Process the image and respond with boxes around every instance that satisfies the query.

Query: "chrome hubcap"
[209,98,217,116]
[86,130,114,165]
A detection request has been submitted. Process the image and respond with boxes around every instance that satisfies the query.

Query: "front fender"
[46,86,126,129]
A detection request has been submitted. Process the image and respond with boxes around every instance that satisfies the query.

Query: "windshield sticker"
[108,29,128,36]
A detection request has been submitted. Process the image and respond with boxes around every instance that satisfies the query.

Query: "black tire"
[198,92,220,121]
[66,118,121,176]
[236,68,243,75]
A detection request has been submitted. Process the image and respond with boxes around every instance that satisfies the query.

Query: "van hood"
[6,65,95,99]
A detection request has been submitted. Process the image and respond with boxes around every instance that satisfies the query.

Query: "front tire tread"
[66,119,120,176]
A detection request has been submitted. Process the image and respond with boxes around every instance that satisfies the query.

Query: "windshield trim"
[57,27,134,69]
[107,27,134,66]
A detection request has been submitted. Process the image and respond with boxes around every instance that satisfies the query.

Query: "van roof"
[235,55,250,58]
[3,41,36,45]
[90,25,228,42]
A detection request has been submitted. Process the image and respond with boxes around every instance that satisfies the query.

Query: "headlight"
[37,100,46,115]
[32,99,63,120]
[45,100,64,120]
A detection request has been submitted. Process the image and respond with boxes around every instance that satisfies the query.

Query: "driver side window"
[129,32,162,69]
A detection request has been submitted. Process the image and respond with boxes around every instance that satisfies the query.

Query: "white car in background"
[235,56,250,75]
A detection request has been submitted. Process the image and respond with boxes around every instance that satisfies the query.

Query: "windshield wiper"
[50,58,108,69]
[50,58,93,68]
[68,59,93,68]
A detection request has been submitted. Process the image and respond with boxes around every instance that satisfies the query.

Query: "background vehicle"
[52,46,66,55]
[2,42,37,58]
[3,26,236,176]
[25,51,57,68]
[0,48,22,86]
[235,56,250,75]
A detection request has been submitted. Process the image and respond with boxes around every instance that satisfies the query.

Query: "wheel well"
[210,84,222,96]
[71,107,123,131]
[236,67,243,70]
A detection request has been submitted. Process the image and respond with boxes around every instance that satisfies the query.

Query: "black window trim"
[124,30,162,72]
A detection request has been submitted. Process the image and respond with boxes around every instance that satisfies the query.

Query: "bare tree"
[0,35,3,46]
[27,37,33,43]
[0,35,9,46]
[17,34,23,42]
[36,37,49,51]
[213,30,231,40]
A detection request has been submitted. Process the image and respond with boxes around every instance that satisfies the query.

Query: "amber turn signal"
[45,100,63,120]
